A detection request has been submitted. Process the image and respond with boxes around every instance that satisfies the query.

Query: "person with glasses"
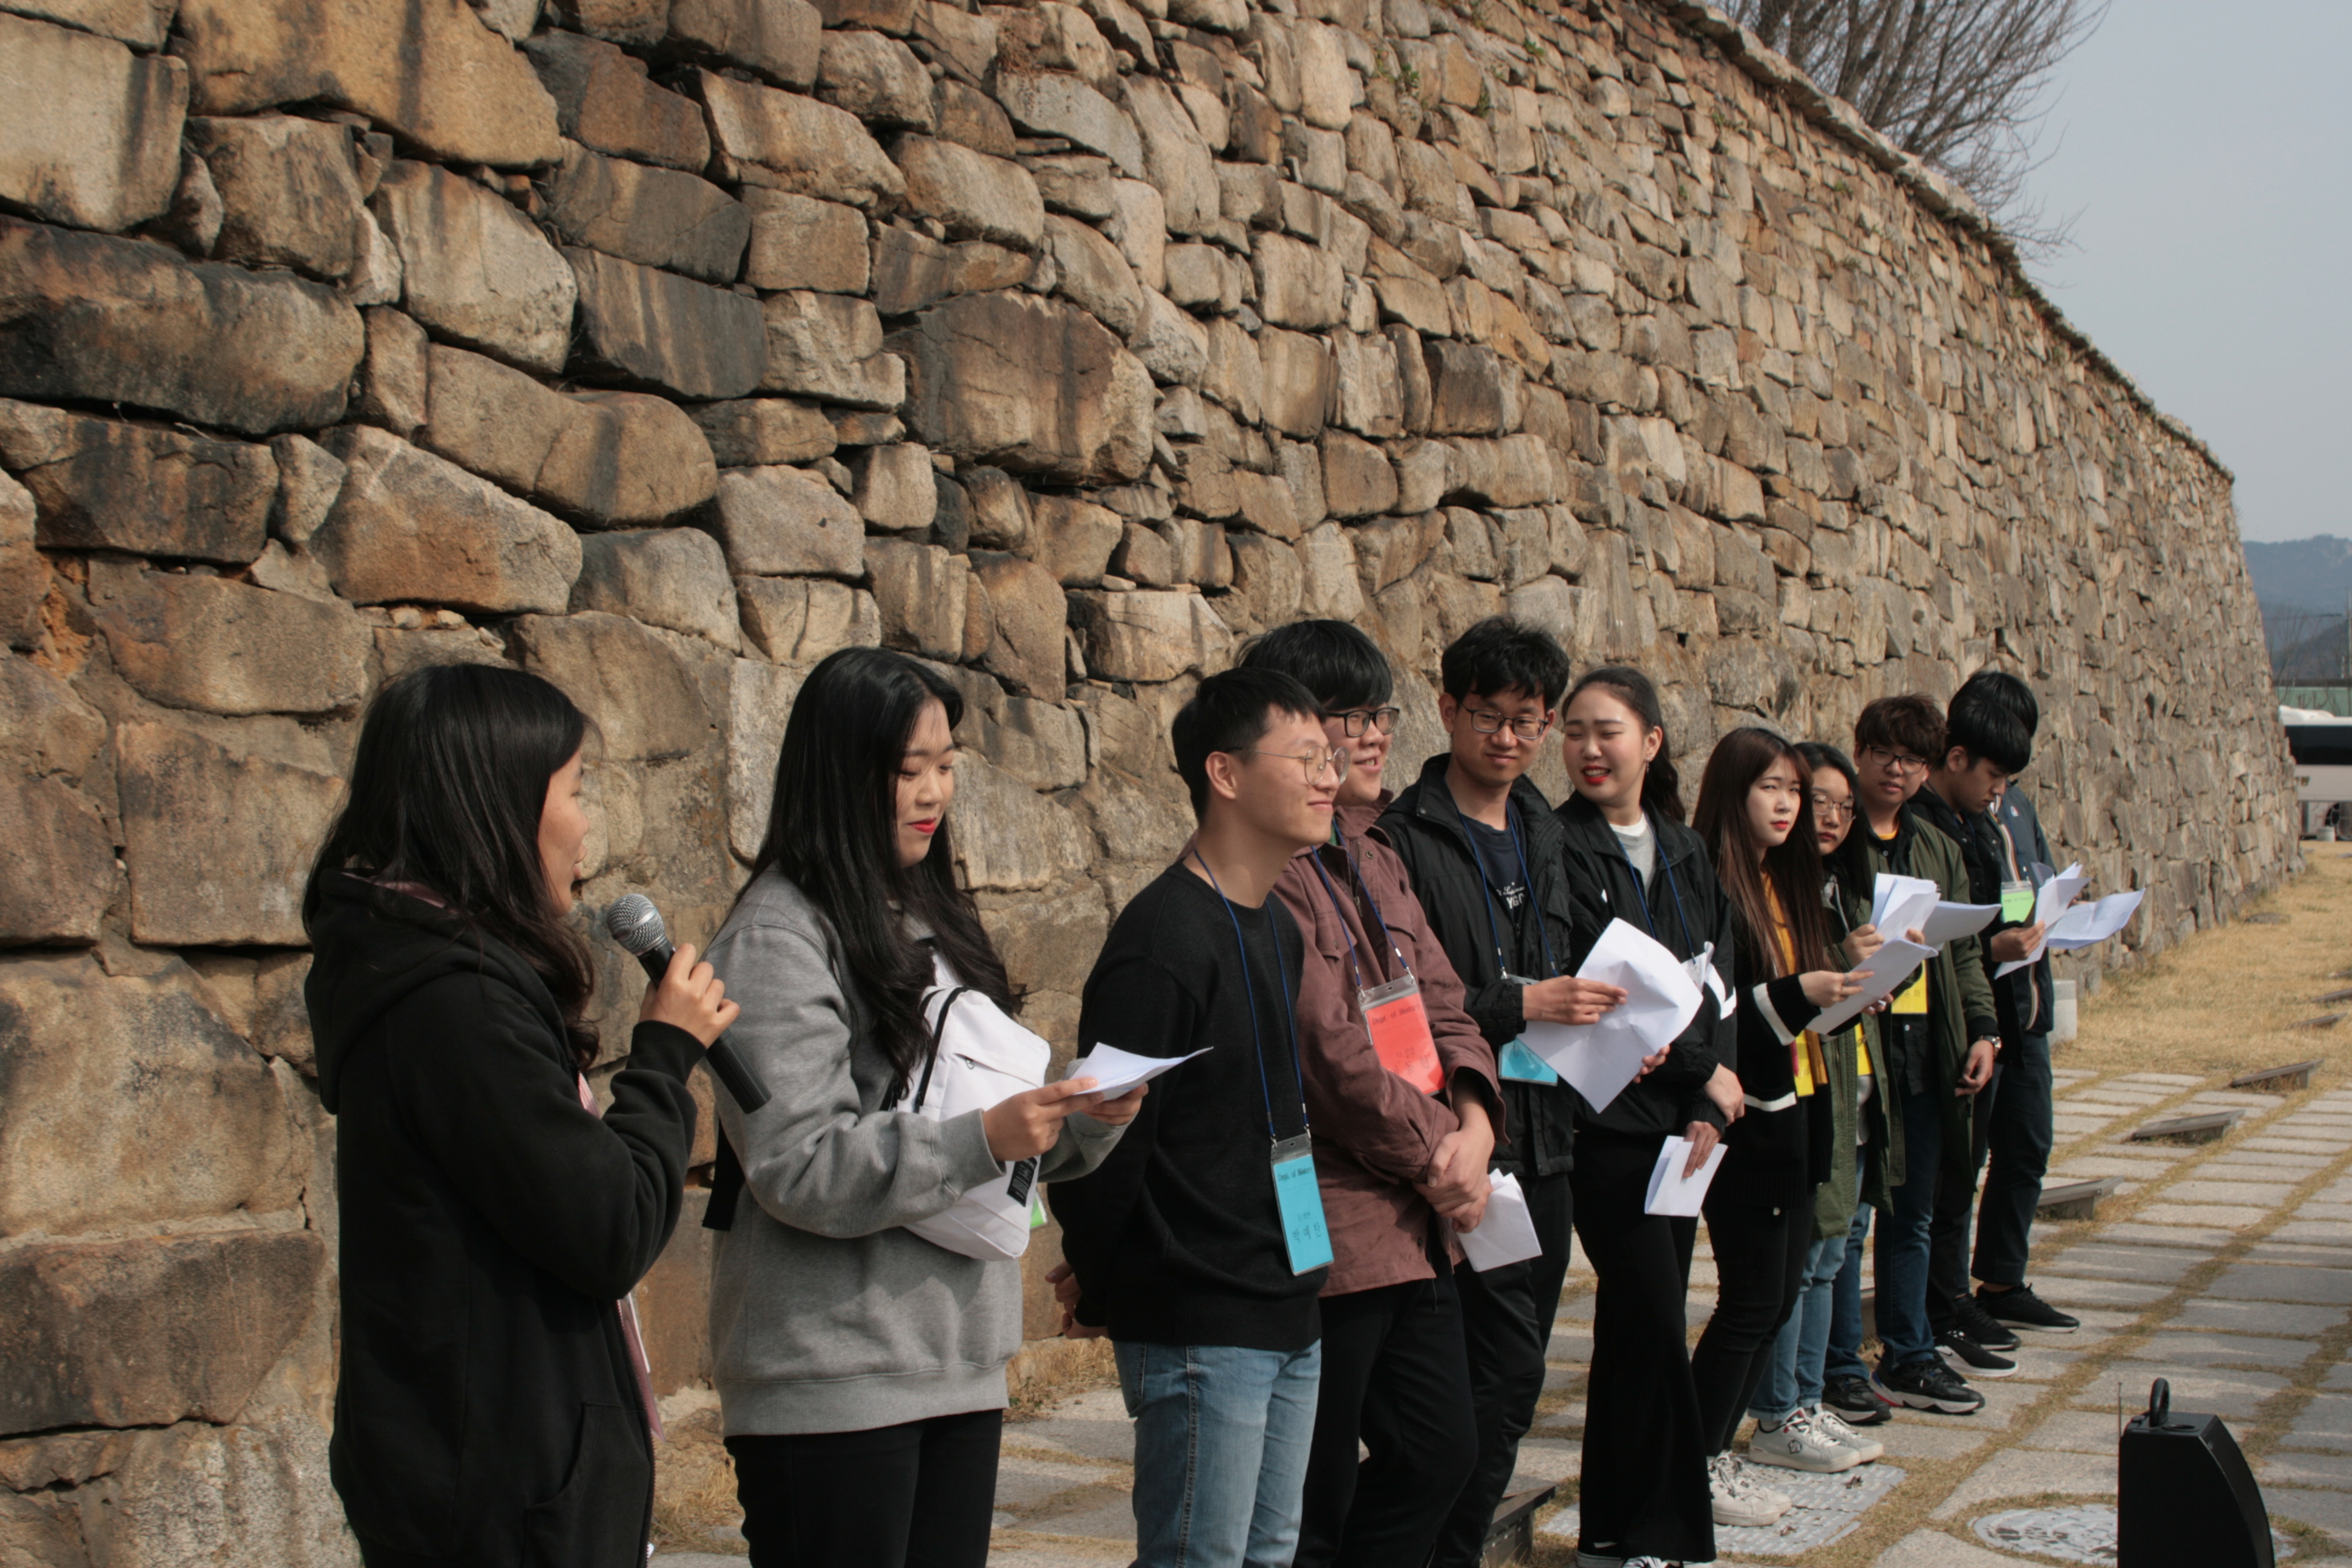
[1377,618,1627,1568]
[1844,697,2002,1417]
[1051,667,1341,1568]
[1550,665,1740,1564]
[1238,622,1505,1568]
[1740,742,1892,1474]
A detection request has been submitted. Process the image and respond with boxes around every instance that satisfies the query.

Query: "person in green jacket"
[1841,697,2002,1417]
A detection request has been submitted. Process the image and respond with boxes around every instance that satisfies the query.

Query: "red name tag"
[1361,975,1443,1096]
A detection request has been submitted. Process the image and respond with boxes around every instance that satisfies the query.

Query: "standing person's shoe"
[1822,1372,1893,1426]
[1875,1356,1985,1414]
[1707,1452,1792,1526]
[1746,1407,1860,1473]
[1948,1291,2023,1351]
[1935,1325,2018,1379]
[1978,1281,2081,1333]
[1809,1405,1886,1464]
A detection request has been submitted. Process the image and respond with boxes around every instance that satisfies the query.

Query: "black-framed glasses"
[1467,707,1552,742]
[1809,793,1855,822]
[1859,743,1928,774]
[1330,706,1401,737]
[1236,746,1351,785]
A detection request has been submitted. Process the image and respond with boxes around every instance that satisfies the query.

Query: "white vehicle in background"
[2281,704,2352,838]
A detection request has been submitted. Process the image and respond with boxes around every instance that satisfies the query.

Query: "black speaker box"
[2119,1379,2273,1568]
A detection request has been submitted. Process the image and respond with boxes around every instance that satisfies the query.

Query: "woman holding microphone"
[305,663,739,1567]
[705,647,1145,1568]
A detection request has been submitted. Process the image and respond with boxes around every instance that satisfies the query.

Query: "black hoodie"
[306,872,700,1568]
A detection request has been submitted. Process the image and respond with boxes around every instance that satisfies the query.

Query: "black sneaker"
[1978,1282,2081,1333]
[1936,1327,2017,1378]
[1948,1290,2023,1351]
[1875,1356,1985,1414]
[1821,1372,1893,1426]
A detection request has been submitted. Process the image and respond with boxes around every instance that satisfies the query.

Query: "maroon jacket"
[1272,799,1503,1297]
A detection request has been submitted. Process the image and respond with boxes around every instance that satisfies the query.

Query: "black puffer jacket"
[307,872,699,1568]
[1379,755,1580,1177]
[1553,793,1737,1138]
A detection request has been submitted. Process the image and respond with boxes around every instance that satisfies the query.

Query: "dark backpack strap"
[704,1122,746,1232]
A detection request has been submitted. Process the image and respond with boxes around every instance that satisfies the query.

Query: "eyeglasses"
[1859,744,1929,774]
[1466,707,1552,742]
[1809,794,1855,822]
[1330,706,1401,737]
[1235,746,1351,785]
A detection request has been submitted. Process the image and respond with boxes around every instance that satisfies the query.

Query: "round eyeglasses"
[1236,745,1351,785]
[1330,706,1401,737]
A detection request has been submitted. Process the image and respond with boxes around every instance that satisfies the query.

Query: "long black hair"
[1564,664,1685,824]
[1692,726,1834,978]
[1797,740,1868,916]
[304,663,599,1066]
[748,647,1013,1099]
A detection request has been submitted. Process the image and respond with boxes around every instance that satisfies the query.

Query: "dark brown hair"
[1853,694,1945,761]
[1564,664,1685,825]
[1692,727,1834,978]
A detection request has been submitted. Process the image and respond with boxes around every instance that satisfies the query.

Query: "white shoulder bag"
[897,954,1051,1261]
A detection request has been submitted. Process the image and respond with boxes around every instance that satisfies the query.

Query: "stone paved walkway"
[656,1055,2351,1567]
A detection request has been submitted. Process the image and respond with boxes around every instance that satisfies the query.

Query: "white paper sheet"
[1809,936,1937,1034]
[1871,873,1940,940]
[1459,1170,1544,1270]
[1918,901,2000,946]
[1064,1045,1210,1099]
[1520,919,1702,1114]
[2045,888,2145,950]
[1687,941,1734,1017]
[1644,1135,1728,1216]
[1996,861,2088,976]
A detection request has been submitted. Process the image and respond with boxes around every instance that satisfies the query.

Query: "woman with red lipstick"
[1686,730,1866,1529]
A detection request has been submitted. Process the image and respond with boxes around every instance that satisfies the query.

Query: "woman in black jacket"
[304,664,737,1568]
[1552,666,1741,1568]
[1686,728,1864,1531]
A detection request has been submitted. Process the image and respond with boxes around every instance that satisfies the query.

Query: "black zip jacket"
[1721,909,1832,1207]
[1379,754,1579,1177]
[1553,794,1736,1137]
[307,872,700,1568]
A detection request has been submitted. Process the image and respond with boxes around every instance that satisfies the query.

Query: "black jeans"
[727,1408,1002,1568]
[1974,1032,2054,1287]
[1566,1132,1712,1565]
[1298,1270,1480,1568]
[1428,1167,1573,1568]
[1690,1173,1812,1455]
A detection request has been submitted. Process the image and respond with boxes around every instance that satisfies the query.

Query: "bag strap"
[912,986,972,1112]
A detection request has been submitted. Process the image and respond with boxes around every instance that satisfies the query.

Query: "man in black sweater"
[1053,667,1343,1568]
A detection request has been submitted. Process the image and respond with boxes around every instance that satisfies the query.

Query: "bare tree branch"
[1725,0,2107,254]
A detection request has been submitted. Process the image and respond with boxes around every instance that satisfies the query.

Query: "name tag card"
[1269,1133,1332,1275]
[1361,975,1443,1094]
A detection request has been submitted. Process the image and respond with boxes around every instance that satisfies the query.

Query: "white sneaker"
[1746,1406,1860,1473]
[1708,1452,1792,1527]
[1809,1403,1885,1464]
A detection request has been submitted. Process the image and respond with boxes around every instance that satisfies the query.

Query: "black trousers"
[1566,1132,1712,1565]
[1298,1270,1480,1568]
[1427,1168,1573,1568]
[1974,1033,2055,1287]
[727,1408,1002,1568]
[1691,1171,1813,1455]
[1927,1079,1999,1328]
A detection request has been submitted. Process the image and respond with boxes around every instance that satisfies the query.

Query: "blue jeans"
[1826,1200,1873,1382]
[1117,1339,1323,1568]
[1874,1085,1947,1367]
[1748,1232,1848,1421]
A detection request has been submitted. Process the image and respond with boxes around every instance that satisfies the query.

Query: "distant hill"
[2246,535,2352,615]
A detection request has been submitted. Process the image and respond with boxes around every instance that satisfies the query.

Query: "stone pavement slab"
[2268,1485,2352,1544]
[2275,1219,2352,1244]
[2034,1241,2209,1282]
[2166,1179,2301,1204]
[2096,1220,2241,1249]
[2125,1330,2316,1368]
[2030,1273,2175,1307]
[2210,1261,2352,1303]
[2262,1451,2352,1491]
[2170,1296,2342,1337]
[1929,1446,2115,1517]
[2132,1201,2274,1228]
[2251,1239,2352,1267]
[2073,1364,2288,1418]
[2018,1408,2133,1452]
[2287,1393,2352,1450]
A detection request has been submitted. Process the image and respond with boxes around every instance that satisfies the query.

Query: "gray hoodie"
[704,867,1120,1436]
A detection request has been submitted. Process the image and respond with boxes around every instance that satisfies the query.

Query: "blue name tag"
[1497,1037,1559,1084]
[1270,1134,1332,1275]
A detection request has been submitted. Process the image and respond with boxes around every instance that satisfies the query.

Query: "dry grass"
[650,1405,747,1555]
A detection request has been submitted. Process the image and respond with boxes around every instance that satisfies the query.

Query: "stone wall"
[0,0,2294,1553]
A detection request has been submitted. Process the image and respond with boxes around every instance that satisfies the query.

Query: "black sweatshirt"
[1053,861,1327,1352]
[306,872,699,1568]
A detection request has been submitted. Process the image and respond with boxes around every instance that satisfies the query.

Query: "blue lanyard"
[1607,818,1697,954]
[1308,843,1414,992]
[1455,800,1560,982]
[1191,849,1311,1142]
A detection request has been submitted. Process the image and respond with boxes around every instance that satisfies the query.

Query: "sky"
[2013,0,2352,544]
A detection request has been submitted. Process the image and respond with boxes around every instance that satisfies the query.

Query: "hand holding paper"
[1520,920,1702,1114]
[1458,1171,1544,1271]
[1065,1044,1210,1099]
[1995,863,2089,976]
[1645,1135,1727,1216]
[1810,936,1936,1033]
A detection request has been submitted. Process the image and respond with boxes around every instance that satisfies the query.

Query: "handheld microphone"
[606,894,771,1112]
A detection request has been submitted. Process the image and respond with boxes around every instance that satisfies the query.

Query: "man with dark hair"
[1378,618,1623,1568]
[1240,621,1505,1568]
[1837,696,2002,1417]
[1910,672,2079,1348]
[1053,666,1341,1568]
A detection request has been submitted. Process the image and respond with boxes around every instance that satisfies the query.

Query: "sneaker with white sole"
[1875,1356,1985,1414]
[1936,1325,2018,1378]
[1746,1406,1860,1473]
[1979,1281,2082,1333]
[1707,1452,1792,1527]
[1809,1404,1885,1464]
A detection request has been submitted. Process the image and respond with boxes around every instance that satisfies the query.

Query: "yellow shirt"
[1766,883,1828,1096]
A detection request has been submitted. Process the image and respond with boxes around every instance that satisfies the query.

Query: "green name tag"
[2001,881,2034,923]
